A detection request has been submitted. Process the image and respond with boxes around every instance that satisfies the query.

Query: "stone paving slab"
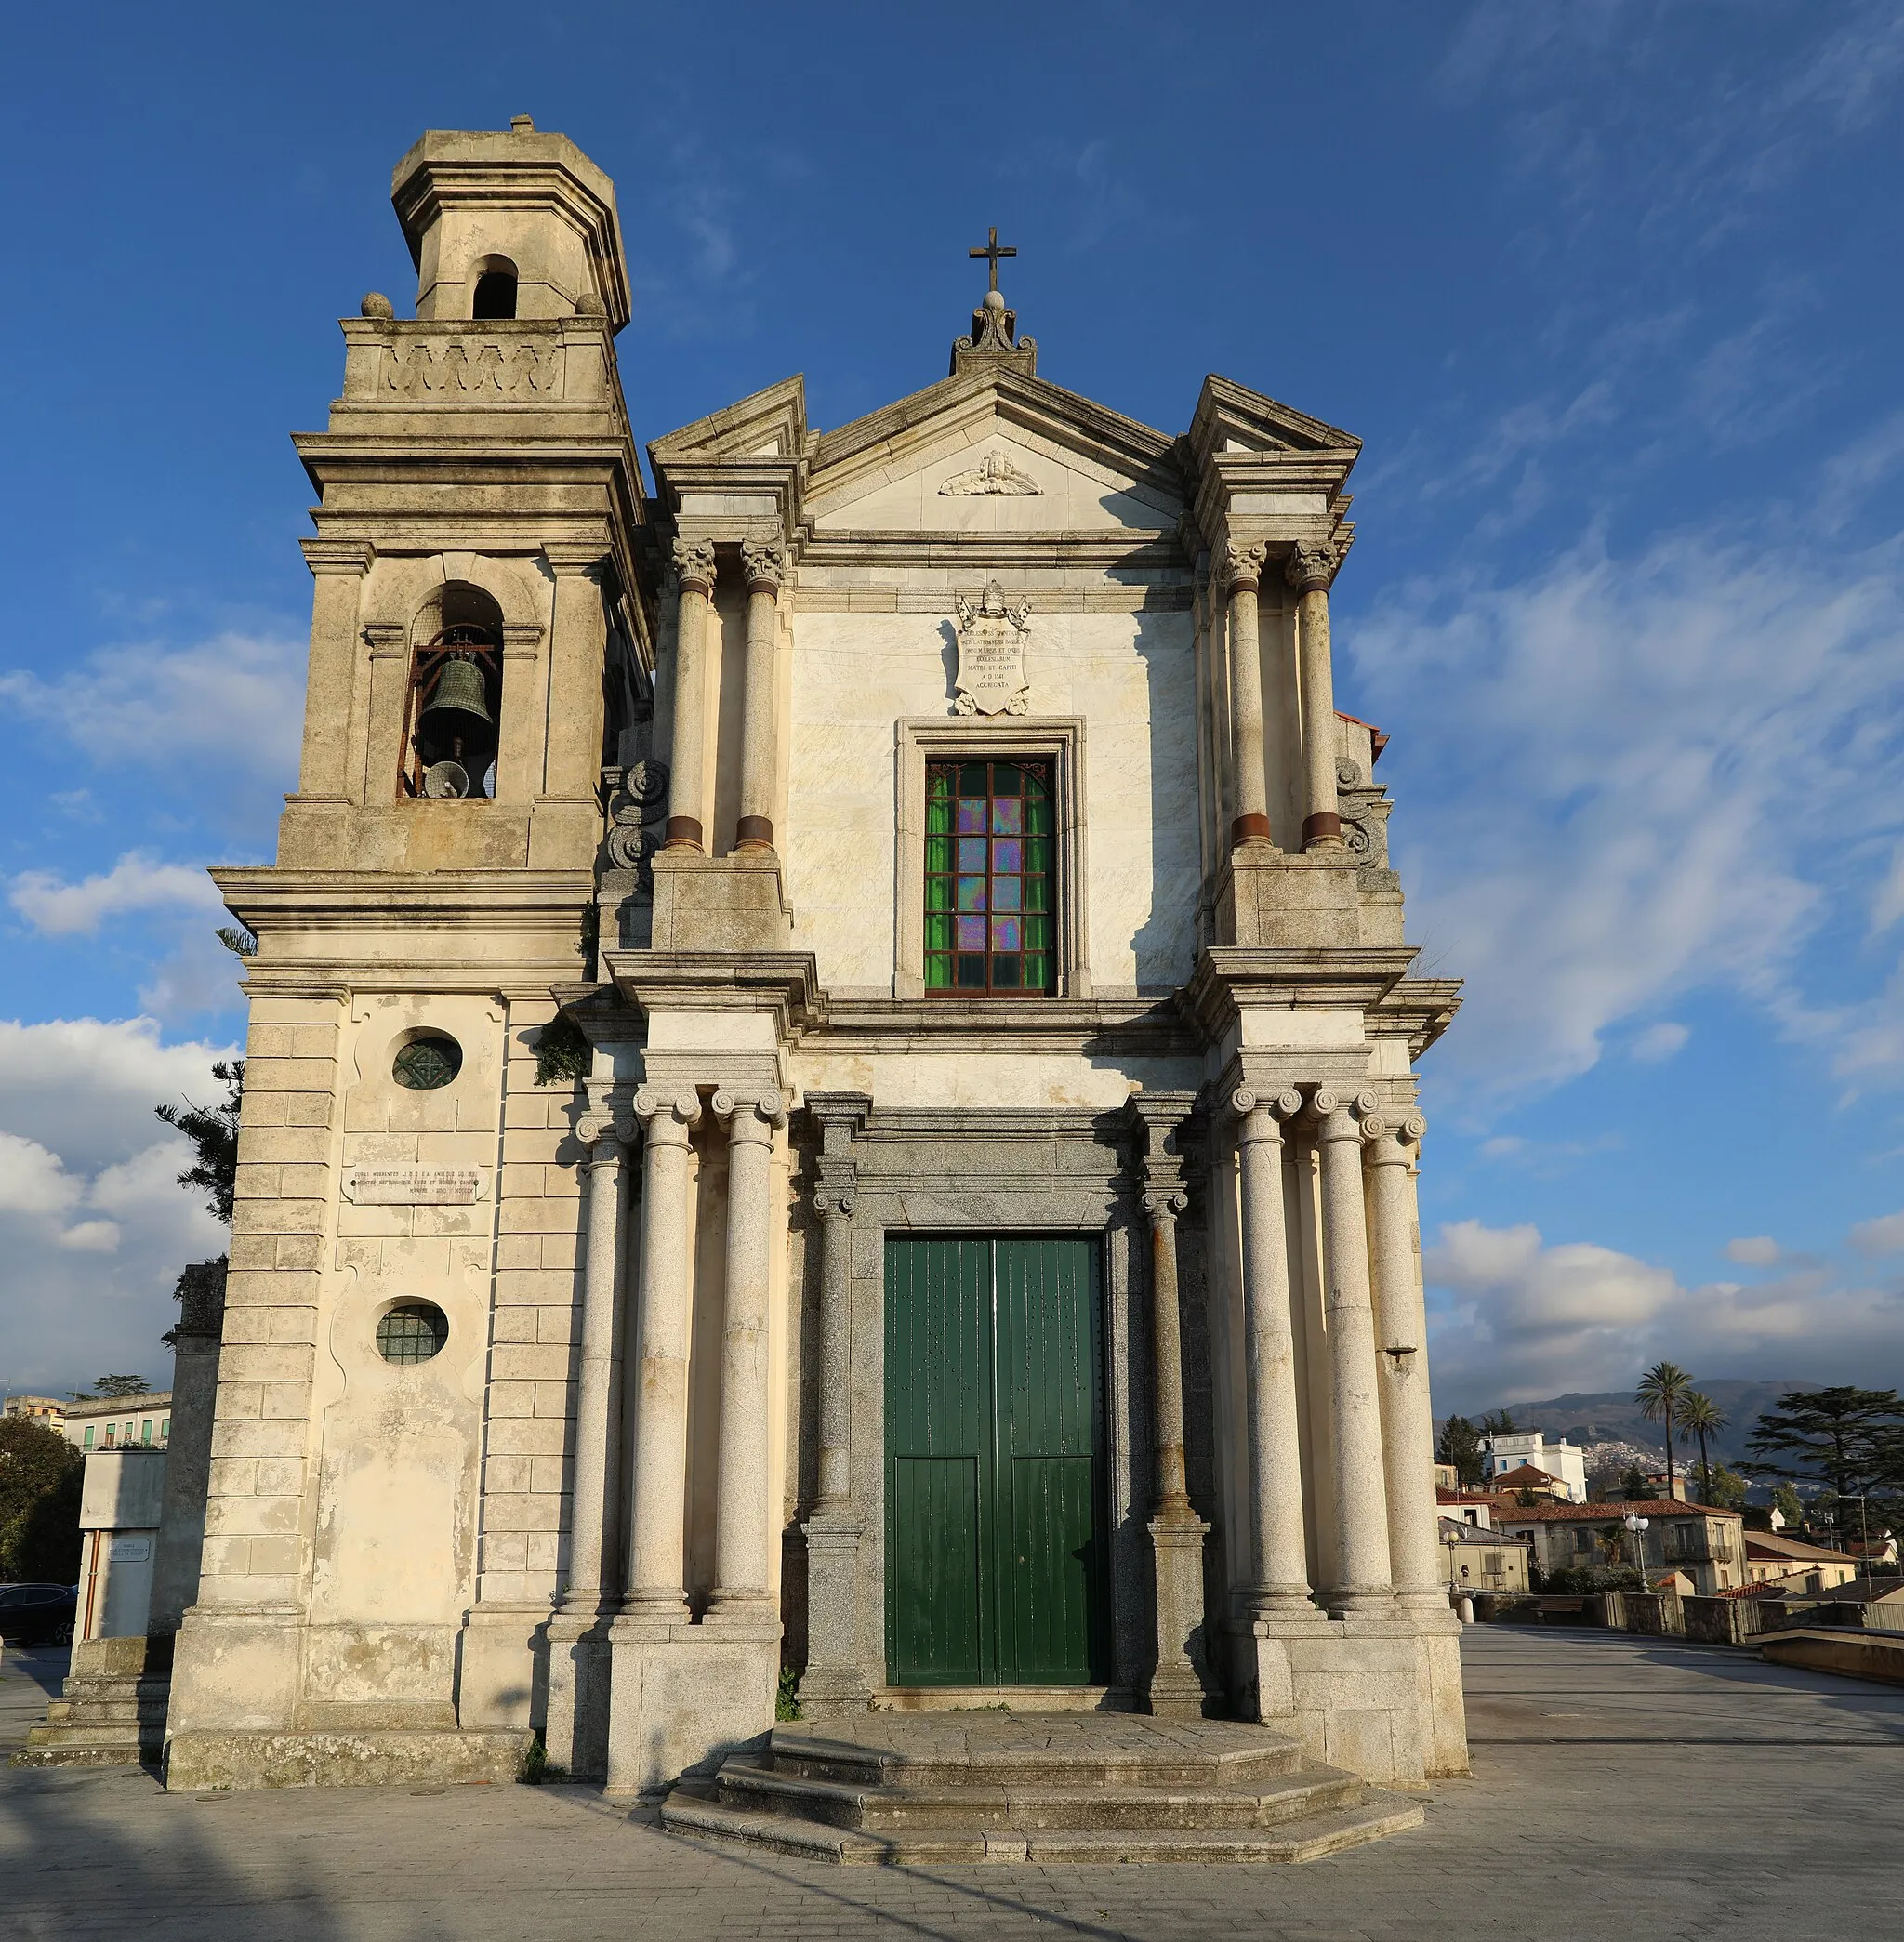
[3,1628,1902,1941]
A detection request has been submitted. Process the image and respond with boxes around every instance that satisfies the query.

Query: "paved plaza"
[3,1626,1901,1941]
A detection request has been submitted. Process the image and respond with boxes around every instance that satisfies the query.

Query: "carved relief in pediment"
[939,450,1042,496]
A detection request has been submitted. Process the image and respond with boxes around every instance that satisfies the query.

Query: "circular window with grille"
[375,1301,449,1365]
[392,1033,462,1090]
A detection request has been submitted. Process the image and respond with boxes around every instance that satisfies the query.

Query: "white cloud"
[1631,1022,1690,1063]
[1427,1216,1904,1410]
[1352,531,1904,1103]
[1724,1236,1782,1267]
[1872,843,1904,933]
[1850,1212,1904,1257]
[0,630,302,829]
[0,1019,234,1394]
[10,852,223,936]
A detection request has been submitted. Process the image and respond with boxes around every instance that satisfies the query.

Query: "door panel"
[885,1234,1106,1687]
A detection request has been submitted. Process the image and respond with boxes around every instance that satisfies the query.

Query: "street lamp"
[1624,1512,1650,1591]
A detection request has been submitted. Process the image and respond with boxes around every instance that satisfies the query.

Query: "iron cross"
[969,226,1016,292]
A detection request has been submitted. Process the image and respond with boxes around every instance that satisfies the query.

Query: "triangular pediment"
[1187,375,1360,468]
[805,368,1186,535]
[648,374,807,467]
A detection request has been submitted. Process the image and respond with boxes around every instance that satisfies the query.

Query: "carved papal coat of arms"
[952,581,1032,716]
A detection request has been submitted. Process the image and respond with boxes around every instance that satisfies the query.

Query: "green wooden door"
[885,1235,1107,1686]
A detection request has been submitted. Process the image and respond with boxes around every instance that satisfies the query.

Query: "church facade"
[165,121,1468,1797]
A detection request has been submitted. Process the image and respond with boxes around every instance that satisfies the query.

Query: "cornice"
[812,995,1198,1057]
[212,867,595,934]
[1181,945,1421,1039]
[1368,977,1465,1060]
[602,948,826,1037]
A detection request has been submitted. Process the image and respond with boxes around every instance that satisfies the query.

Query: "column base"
[1237,1612,1431,1790]
[800,1512,871,1719]
[604,1618,779,1796]
[542,1606,614,1780]
[1144,1513,1218,1720]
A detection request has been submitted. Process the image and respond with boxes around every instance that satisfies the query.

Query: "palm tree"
[1636,1362,1696,1500]
[1679,1391,1727,1504]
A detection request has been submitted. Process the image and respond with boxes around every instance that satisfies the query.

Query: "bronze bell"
[419,653,494,728]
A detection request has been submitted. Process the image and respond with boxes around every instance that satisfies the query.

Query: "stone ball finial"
[984,288,1007,312]
[575,289,605,317]
[360,292,394,319]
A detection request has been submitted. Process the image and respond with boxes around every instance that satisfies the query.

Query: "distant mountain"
[1443,1380,1821,1472]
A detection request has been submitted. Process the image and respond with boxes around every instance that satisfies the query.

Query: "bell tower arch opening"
[471,257,519,320]
[401,582,505,799]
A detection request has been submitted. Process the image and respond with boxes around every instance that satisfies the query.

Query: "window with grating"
[376,1302,450,1365]
[924,760,1056,995]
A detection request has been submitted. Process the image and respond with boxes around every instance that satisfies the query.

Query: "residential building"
[63,1394,172,1454]
[1436,1489,1501,1529]
[1741,1532,1861,1592]
[1489,1462,1570,1502]
[1438,1518,1529,1594]
[1481,1432,1586,1502]
[3,1394,66,1433]
[1494,1499,1747,1595]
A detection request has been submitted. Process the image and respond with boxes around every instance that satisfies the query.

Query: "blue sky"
[3,2,1902,1407]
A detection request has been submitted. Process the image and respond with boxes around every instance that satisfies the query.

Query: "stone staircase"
[11,1666,169,1768]
[661,1711,1422,1865]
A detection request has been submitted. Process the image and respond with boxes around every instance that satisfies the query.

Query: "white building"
[1481,1432,1586,1502]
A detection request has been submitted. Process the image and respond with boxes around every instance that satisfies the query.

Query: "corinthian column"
[707,1090,787,1618]
[1286,542,1344,850]
[1365,1110,1443,1606]
[735,540,786,852]
[1311,1088,1394,1612]
[621,1088,701,1617]
[1230,1088,1316,1618]
[1222,542,1275,849]
[664,540,716,851]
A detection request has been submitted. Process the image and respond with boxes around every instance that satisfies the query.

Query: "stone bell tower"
[164,121,654,1786]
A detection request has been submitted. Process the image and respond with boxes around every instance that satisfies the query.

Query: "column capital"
[301,538,375,577]
[739,537,787,593]
[1284,540,1342,594]
[1309,1086,1378,1136]
[1228,1086,1302,1131]
[576,1082,635,1154]
[1140,1187,1188,1229]
[542,542,610,578]
[1362,1110,1426,1162]
[713,1089,787,1140]
[634,1088,701,1140]
[1219,540,1267,593]
[669,536,718,596]
[815,1188,857,1221]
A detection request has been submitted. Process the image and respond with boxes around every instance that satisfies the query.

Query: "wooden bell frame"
[398,625,503,798]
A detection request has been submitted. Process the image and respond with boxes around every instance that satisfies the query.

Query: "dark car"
[0,1583,77,1646]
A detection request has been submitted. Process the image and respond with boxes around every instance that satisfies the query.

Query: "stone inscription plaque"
[342,1166,487,1205]
[952,579,1031,716]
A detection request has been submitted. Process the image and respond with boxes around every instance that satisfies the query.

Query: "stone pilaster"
[1222,542,1274,849]
[1311,1088,1394,1613]
[540,544,611,805]
[735,540,786,852]
[544,1085,632,1778]
[799,1092,872,1716]
[664,539,716,851]
[1130,1096,1216,1719]
[294,539,373,801]
[1286,543,1344,850]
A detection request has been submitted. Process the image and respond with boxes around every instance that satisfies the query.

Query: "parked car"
[0,1582,77,1645]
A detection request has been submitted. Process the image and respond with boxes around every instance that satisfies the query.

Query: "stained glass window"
[925,760,1055,995]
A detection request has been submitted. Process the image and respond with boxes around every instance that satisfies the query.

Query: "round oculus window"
[375,1301,449,1365]
[392,1033,462,1090]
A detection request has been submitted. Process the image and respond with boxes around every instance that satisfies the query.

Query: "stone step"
[766,1724,1305,1793]
[661,1790,1423,1866]
[716,1757,1365,1833]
